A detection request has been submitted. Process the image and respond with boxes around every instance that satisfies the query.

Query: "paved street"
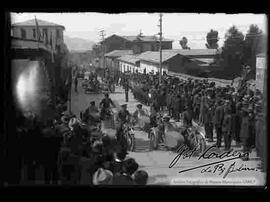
[71,79,265,185]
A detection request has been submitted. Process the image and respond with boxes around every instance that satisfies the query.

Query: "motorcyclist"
[99,93,116,120]
[83,101,100,124]
[132,104,148,124]
[116,104,131,134]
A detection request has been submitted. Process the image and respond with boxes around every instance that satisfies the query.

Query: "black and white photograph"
[3,12,268,186]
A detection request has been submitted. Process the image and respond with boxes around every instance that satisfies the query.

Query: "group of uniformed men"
[120,71,265,166]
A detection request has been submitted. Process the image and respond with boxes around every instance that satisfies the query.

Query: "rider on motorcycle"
[132,104,148,123]
[116,104,131,134]
[115,104,132,149]
[83,101,100,124]
[99,93,116,120]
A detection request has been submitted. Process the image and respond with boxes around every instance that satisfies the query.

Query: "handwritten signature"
[201,161,259,179]
[169,145,259,178]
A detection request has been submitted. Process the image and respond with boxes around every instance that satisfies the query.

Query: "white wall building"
[117,54,141,73]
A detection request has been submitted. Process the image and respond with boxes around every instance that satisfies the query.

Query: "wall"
[119,61,138,73]
[103,35,128,53]
[140,61,159,74]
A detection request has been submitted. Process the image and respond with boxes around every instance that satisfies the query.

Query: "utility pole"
[158,13,163,84]
[99,30,106,69]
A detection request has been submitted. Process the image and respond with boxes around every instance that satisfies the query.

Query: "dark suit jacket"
[213,106,224,127]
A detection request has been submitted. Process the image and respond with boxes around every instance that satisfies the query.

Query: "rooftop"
[137,51,179,64]
[163,49,218,56]
[12,19,65,29]
[191,58,215,64]
[256,53,266,57]
[104,50,133,58]
[104,34,173,42]
[117,54,140,64]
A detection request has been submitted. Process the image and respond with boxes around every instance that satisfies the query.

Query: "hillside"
[64,36,96,52]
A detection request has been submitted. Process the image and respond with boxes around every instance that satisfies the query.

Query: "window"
[56,29,61,39]
[42,28,48,43]
[21,29,26,39]
[32,29,36,39]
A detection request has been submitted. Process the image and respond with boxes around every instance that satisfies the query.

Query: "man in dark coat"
[74,75,78,93]
[124,80,129,102]
[222,107,232,150]
[240,106,250,161]
[183,105,192,128]
[213,99,224,148]
[255,101,265,171]
[204,101,214,142]
[234,101,242,146]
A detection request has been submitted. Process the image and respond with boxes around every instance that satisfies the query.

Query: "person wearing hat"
[254,101,265,170]
[112,158,138,185]
[204,101,214,142]
[248,105,256,149]
[134,170,149,185]
[133,104,147,124]
[83,101,100,124]
[240,107,250,160]
[234,100,242,147]
[108,146,128,174]
[222,107,232,150]
[182,105,192,128]
[172,93,181,122]
[123,77,130,102]
[115,104,131,138]
[99,93,116,120]
[92,168,113,185]
[213,99,224,148]
[192,92,201,122]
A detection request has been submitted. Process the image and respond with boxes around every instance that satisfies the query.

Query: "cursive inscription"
[168,145,255,177]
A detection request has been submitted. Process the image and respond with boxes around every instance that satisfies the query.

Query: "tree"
[179,37,190,49]
[243,24,265,79]
[220,25,245,78]
[205,29,219,49]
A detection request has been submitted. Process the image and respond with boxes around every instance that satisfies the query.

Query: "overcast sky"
[11,12,267,49]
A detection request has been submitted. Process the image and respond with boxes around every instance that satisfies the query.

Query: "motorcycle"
[100,108,117,139]
[132,109,151,133]
[84,82,101,94]
[122,123,136,152]
[148,115,206,154]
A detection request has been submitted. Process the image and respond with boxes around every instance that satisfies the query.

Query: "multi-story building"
[11,19,65,52]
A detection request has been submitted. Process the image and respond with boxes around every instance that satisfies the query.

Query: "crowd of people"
[121,71,265,166]
[15,92,149,185]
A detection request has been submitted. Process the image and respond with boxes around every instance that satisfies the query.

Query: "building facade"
[104,50,133,71]
[117,55,140,73]
[11,19,65,52]
[101,34,173,54]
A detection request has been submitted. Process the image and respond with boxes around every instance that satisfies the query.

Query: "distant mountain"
[64,36,96,52]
